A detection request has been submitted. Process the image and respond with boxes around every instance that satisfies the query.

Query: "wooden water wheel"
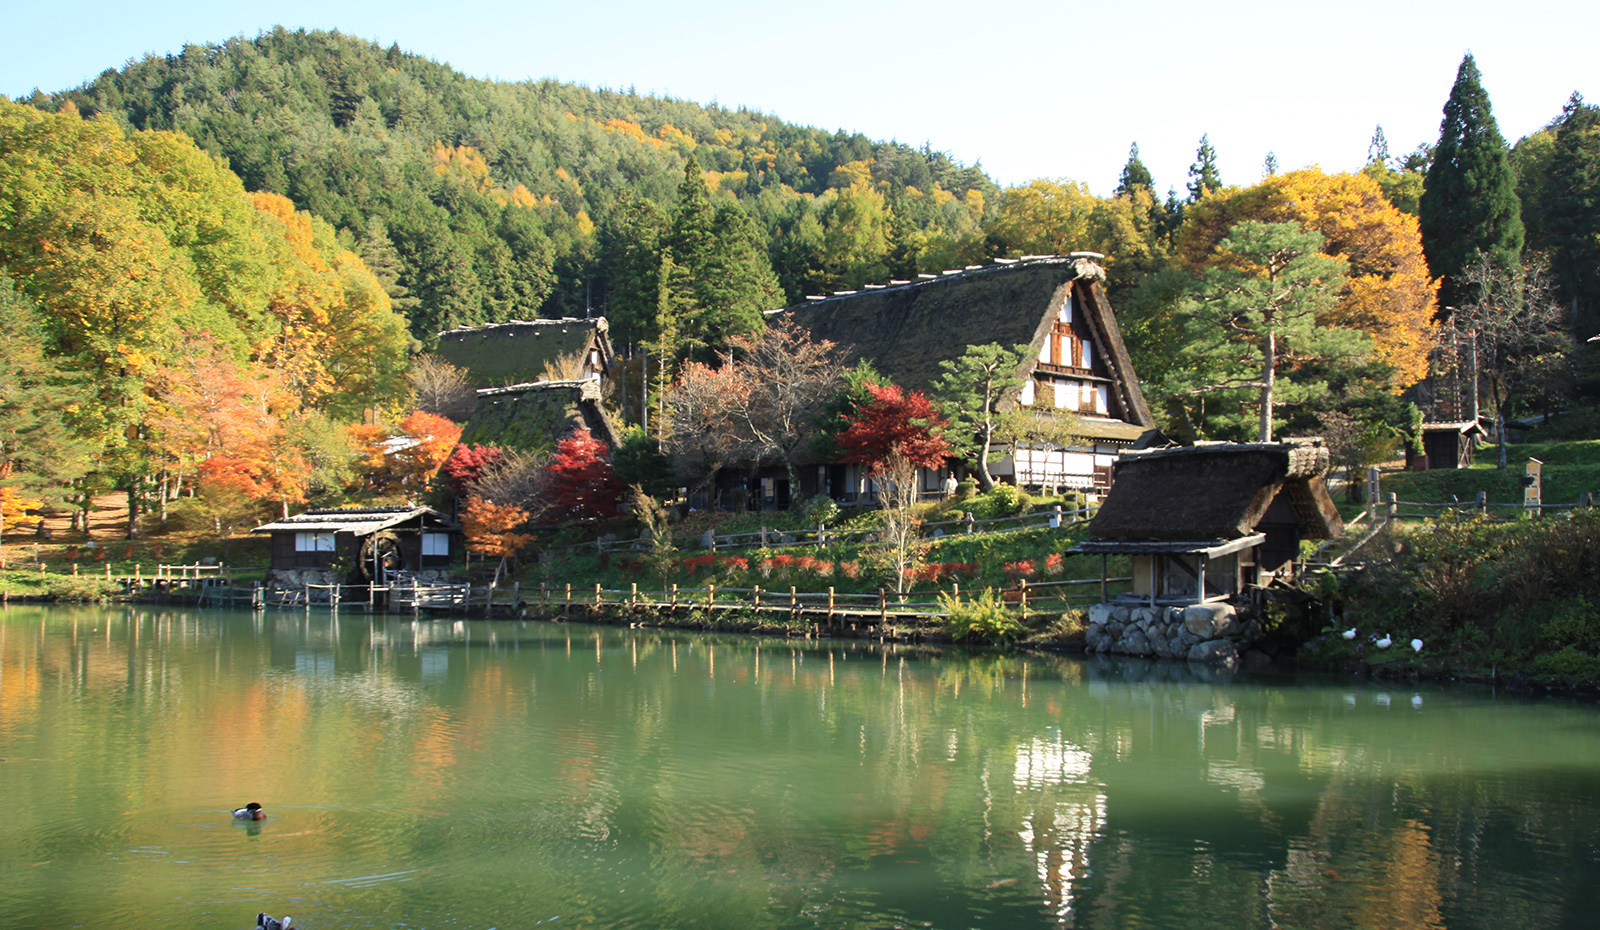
[359,530,403,579]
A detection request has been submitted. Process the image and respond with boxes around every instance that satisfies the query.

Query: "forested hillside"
[30,28,997,346]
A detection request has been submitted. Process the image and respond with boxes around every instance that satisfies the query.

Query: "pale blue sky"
[2,0,1593,195]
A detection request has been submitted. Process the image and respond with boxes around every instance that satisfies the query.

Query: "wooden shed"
[253,506,461,578]
[1072,441,1343,605]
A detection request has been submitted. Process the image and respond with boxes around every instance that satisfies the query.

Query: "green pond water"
[1,605,1598,930]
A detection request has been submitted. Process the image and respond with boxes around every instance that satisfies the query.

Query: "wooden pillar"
[1101,553,1108,602]
[671,583,679,608]
[789,585,797,619]
[1197,555,1207,604]
[708,583,716,609]
[1477,491,1488,514]
[594,583,602,607]
[878,588,887,623]
[565,583,572,607]
[827,586,835,622]
[630,582,638,607]
[1019,580,1028,620]
[753,585,761,609]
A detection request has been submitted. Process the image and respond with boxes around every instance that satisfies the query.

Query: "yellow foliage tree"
[1177,169,1439,386]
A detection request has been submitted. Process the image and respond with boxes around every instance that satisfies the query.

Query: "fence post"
[708,583,715,609]
[817,524,826,546]
[828,586,835,622]
[1477,491,1488,515]
[565,583,572,608]
[790,585,797,619]
[753,585,761,609]
[671,583,679,608]
[965,512,975,534]
[1019,580,1029,621]
[594,583,602,607]
[1387,492,1398,520]
[541,582,548,605]
[879,588,887,623]
[304,582,311,611]
[1050,504,1062,529]
[630,582,638,607]
[72,563,78,576]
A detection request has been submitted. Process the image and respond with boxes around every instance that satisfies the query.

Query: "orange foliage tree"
[460,494,533,560]
[347,411,463,496]
[1177,169,1439,387]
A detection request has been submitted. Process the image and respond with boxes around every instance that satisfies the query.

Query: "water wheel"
[359,530,403,579]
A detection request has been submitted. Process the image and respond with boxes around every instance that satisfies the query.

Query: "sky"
[2,0,1595,196]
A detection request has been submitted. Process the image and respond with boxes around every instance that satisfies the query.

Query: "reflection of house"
[253,506,460,577]
[1073,442,1343,606]
[437,317,613,388]
[1407,328,1485,469]
[458,379,618,454]
[760,254,1153,507]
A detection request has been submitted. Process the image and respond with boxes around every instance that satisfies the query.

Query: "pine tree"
[1263,151,1279,177]
[1419,54,1524,311]
[359,217,420,314]
[1186,134,1221,203]
[1115,143,1154,198]
[1367,126,1391,166]
[1543,92,1600,335]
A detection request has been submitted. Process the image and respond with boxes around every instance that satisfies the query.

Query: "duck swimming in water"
[257,914,292,930]
[233,803,266,821]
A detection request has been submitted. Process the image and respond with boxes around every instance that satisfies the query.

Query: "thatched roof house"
[772,254,1154,494]
[437,317,613,388]
[458,379,618,454]
[1075,442,1343,605]
[253,506,459,576]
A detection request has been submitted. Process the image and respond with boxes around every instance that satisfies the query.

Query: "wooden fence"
[586,504,1095,557]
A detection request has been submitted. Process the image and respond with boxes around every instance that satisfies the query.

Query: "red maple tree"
[836,384,951,474]
[537,429,623,524]
[440,443,505,495]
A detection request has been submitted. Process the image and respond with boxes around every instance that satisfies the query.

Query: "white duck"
[257,914,293,930]
[1375,634,1393,650]
[1341,628,1357,640]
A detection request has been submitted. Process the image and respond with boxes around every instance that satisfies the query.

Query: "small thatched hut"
[458,379,618,454]
[1074,441,1343,606]
[254,506,460,578]
[437,317,613,389]
[770,254,1154,500]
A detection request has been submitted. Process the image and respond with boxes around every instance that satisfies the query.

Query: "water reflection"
[1,605,1597,929]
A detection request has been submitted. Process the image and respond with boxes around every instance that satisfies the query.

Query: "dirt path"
[37,493,129,541]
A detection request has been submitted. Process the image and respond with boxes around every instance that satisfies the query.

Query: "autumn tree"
[1176,168,1440,387]
[837,384,951,475]
[1162,222,1364,442]
[536,429,623,523]
[662,359,754,500]
[1419,54,1525,310]
[460,494,533,560]
[440,443,505,496]
[932,343,1030,492]
[389,411,463,491]
[724,318,845,495]
[409,354,477,422]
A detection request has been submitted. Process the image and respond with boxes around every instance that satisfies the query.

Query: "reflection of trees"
[5,611,1600,929]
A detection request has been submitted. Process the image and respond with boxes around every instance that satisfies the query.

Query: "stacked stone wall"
[1085,602,1263,667]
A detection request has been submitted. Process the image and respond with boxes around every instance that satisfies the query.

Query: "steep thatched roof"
[1086,442,1343,542]
[253,506,456,535]
[437,318,612,387]
[458,379,617,454]
[773,255,1152,428]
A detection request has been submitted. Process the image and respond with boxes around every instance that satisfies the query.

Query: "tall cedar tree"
[1420,54,1525,311]
[1116,143,1155,197]
[1187,134,1222,203]
[1544,94,1600,336]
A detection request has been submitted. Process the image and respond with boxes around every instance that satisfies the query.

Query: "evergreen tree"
[598,190,667,345]
[1367,126,1391,166]
[1263,151,1279,177]
[1419,54,1525,311]
[1543,93,1600,335]
[358,217,420,315]
[1186,134,1222,203]
[1115,143,1154,198]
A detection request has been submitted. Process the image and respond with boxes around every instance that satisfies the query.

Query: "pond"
[1,605,1597,930]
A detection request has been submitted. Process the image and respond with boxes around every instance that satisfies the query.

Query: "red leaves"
[539,429,623,524]
[836,384,951,474]
[440,443,504,495]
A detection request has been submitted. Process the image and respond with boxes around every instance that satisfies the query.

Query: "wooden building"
[436,317,614,389]
[745,254,1154,508]
[458,378,618,454]
[253,506,461,579]
[1406,327,1485,470]
[1073,442,1343,606]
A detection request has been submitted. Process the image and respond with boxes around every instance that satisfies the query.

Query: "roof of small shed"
[1086,442,1343,542]
[253,506,456,536]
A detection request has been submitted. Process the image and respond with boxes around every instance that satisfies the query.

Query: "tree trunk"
[1259,329,1277,442]
[126,480,141,540]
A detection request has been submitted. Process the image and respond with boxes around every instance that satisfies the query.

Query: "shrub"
[801,495,840,528]
[988,482,1023,516]
[938,588,1025,644]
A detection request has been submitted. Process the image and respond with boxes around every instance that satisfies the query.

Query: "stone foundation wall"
[1085,601,1263,666]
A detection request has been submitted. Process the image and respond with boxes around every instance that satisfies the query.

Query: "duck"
[257,914,293,930]
[1341,627,1357,640]
[233,803,266,821]
[1411,638,1425,652]
[1375,634,1393,650]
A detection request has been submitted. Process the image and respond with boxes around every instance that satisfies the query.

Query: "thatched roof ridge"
[459,379,618,453]
[773,257,1152,428]
[1087,441,1341,542]
[437,317,612,388]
